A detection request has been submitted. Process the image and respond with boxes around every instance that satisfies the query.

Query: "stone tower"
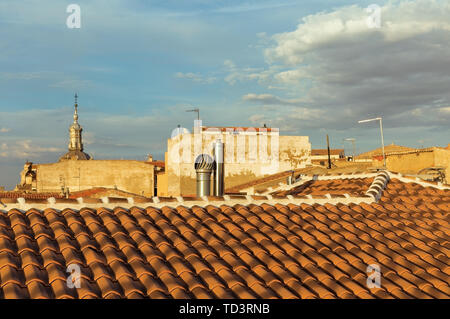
[59,94,92,161]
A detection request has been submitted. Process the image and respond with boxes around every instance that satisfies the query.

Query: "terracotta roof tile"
[0,174,449,299]
[273,177,374,197]
[49,279,76,299]
[0,192,63,200]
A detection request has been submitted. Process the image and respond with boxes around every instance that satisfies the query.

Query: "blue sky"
[1,0,449,189]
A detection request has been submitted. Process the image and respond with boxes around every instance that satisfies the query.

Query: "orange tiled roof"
[356,143,415,159]
[202,126,278,133]
[0,192,63,200]
[273,178,373,197]
[68,188,148,200]
[378,147,448,158]
[0,172,449,299]
[226,169,310,193]
[151,161,165,168]
[311,149,344,156]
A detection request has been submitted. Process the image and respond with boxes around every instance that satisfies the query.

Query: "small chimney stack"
[287,170,295,185]
[212,140,224,196]
[195,154,214,197]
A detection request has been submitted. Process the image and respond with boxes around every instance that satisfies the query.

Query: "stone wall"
[28,160,155,197]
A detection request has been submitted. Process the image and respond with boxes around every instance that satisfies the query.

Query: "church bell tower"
[59,94,92,161]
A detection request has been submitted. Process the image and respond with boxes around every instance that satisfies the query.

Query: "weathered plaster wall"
[33,160,154,197]
[435,148,450,180]
[165,131,311,196]
[156,171,168,197]
[369,148,450,182]
[380,151,435,174]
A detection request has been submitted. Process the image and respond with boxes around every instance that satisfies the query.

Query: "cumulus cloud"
[248,104,324,130]
[224,59,275,85]
[49,79,94,89]
[439,107,450,114]
[243,93,303,105]
[174,72,217,84]
[0,127,11,133]
[212,1,300,14]
[0,140,61,159]
[243,0,450,131]
[0,72,42,80]
[266,1,450,64]
[0,71,95,90]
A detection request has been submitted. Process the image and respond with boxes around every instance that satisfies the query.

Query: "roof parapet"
[2,170,447,211]
[1,193,376,211]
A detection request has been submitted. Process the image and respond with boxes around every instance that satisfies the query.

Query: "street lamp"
[343,138,356,161]
[358,117,386,167]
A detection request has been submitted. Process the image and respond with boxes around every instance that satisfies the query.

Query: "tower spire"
[73,93,79,123]
[59,94,91,161]
[68,93,83,152]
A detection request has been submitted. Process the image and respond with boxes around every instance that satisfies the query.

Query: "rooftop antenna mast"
[344,138,356,161]
[186,108,200,120]
[326,134,332,169]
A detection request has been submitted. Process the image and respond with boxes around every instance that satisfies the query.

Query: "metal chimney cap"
[194,154,215,171]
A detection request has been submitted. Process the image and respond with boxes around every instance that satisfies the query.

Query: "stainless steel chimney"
[212,140,224,196]
[287,170,295,185]
[195,154,214,197]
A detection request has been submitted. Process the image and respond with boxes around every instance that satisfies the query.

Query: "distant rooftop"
[356,143,415,159]
[311,149,345,156]
[201,126,279,133]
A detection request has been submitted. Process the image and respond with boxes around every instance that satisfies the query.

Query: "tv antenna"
[186,108,200,120]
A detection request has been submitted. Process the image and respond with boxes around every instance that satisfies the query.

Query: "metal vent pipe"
[194,154,214,197]
[287,170,295,185]
[212,140,224,196]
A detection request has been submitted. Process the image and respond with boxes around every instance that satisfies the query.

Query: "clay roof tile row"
[0,172,449,299]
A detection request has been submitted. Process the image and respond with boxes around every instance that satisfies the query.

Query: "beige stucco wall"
[165,131,311,196]
[435,148,450,181]
[33,160,154,197]
[156,152,169,197]
[383,151,435,174]
[156,171,168,197]
[373,147,449,181]
[312,155,341,160]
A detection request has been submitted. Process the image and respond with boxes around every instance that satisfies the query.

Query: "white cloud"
[0,127,11,133]
[243,93,303,105]
[212,1,300,14]
[265,1,450,65]
[49,79,94,89]
[0,70,95,90]
[174,72,217,84]
[0,72,42,80]
[248,105,324,131]
[439,107,450,114]
[411,108,423,117]
[0,140,61,159]
[238,0,450,130]
[224,59,274,85]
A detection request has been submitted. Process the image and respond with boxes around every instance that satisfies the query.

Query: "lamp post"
[358,117,386,167]
[343,138,356,161]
